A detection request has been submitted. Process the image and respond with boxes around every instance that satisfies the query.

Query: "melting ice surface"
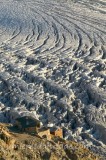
[0,0,106,158]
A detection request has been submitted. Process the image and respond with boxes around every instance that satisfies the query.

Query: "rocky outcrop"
[0,123,101,160]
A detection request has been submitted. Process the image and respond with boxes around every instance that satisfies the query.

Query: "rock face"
[0,0,106,158]
[0,123,100,160]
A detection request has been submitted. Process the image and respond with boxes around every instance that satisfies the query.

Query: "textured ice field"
[0,0,106,157]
